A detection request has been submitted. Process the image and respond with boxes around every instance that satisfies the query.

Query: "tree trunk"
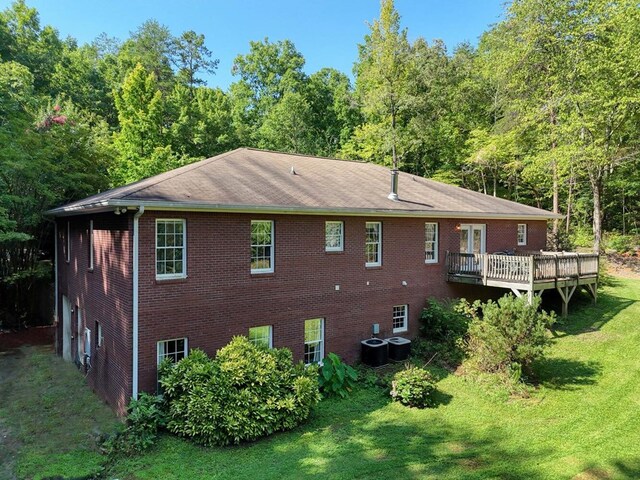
[566,175,574,235]
[591,174,603,253]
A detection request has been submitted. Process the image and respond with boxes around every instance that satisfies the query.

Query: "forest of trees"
[1,0,639,324]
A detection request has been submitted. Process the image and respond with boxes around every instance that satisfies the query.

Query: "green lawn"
[3,277,640,479]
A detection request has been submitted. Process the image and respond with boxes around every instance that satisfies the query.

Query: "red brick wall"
[56,213,133,413]
[136,212,547,394]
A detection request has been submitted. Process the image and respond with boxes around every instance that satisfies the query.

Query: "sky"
[3,0,506,90]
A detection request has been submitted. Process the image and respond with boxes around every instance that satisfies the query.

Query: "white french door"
[460,224,486,254]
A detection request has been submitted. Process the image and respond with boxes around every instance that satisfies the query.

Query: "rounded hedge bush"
[159,337,320,446]
[390,365,436,408]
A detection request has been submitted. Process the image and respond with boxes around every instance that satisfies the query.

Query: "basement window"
[156,219,187,279]
[517,224,528,246]
[249,325,273,348]
[157,338,188,365]
[392,305,408,333]
[304,318,324,365]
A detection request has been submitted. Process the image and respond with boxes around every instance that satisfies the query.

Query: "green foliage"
[466,295,556,378]
[390,364,436,408]
[318,353,358,399]
[605,233,638,254]
[417,298,475,367]
[105,393,167,456]
[160,338,320,446]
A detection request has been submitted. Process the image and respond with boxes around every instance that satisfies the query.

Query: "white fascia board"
[47,198,562,221]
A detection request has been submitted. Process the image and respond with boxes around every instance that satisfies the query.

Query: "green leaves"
[317,352,358,399]
[159,338,320,446]
[390,365,436,408]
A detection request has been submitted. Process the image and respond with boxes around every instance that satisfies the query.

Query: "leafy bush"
[159,337,320,446]
[466,294,556,377]
[390,365,436,408]
[417,298,475,367]
[605,233,638,253]
[318,352,358,398]
[104,393,167,456]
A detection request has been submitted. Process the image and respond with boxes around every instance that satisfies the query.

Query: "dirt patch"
[606,252,640,279]
[572,466,612,480]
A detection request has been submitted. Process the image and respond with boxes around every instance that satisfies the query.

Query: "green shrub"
[159,337,320,446]
[104,393,167,456]
[605,233,638,253]
[466,294,556,377]
[390,365,436,408]
[318,352,358,398]
[417,298,475,366]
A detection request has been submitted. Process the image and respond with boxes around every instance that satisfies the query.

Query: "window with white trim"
[325,221,344,252]
[66,221,70,263]
[517,224,527,246]
[88,220,94,270]
[251,220,274,273]
[156,219,186,279]
[304,318,324,365]
[157,338,187,365]
[248,325,272,348]
[96,321,103,348]
[425,222,438,263]
[392,305,408,333]
[365,222,382,267]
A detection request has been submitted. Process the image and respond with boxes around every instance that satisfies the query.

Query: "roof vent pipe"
[388,169,399,201]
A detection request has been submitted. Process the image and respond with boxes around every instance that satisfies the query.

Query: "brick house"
[48,148,561,413]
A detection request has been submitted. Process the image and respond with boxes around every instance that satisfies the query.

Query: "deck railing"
[446,251,599,284]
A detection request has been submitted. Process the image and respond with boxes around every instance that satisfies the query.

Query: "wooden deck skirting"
[446,251,599,316]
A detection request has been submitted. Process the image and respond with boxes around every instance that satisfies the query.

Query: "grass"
[0,346,120,480]
[2,277,640,479]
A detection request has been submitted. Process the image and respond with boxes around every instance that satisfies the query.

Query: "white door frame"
[460,224,487,254]
[62,295,71,362]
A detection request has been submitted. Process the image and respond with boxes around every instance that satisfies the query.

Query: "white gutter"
[48,200,563,221]
[132,206,144,400]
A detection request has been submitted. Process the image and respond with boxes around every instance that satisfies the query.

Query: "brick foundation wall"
[56,212,133,414]
[136,212,547,394]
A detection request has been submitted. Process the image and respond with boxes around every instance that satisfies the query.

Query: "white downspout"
[132,206,145,400]
[54,222,58,329]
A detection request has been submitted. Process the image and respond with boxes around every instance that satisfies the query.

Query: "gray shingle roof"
[47,148,560,219]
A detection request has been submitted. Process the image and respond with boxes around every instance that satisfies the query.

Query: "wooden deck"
[446,251,599,316]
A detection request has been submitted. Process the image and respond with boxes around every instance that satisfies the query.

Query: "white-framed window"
[392,305,408,333]
[249,325,273,348]
[156,219,186,279]
[365,221,382,267]
[96,321,103,348]
[304,318,324,365]
[88,220,94,270]
[425,222,438,264]
[251,220,274,273]
[325,221,344,252]
[84,327,92,358]
[66,221,70,263]
[517,224,527,246]
[157,338,188,365]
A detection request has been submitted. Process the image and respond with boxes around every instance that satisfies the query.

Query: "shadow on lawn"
[575,458,640,479]
[531,357,601,391]
[270,389,553,480]
[545,283,635,338]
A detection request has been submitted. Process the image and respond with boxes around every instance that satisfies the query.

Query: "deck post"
[528,256,535,289]
[482,254,489,285]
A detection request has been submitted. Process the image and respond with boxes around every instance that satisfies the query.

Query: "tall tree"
[172,30,219,91]
[350,0,411,180]
[111,64,181,185]
[229,38,306,144]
